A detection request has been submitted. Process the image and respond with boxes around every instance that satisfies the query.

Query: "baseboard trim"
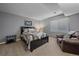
[16,39,21,41]
[0,39,21,45]
[0,42,6,44]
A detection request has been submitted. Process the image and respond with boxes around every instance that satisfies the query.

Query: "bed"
[20,26,49,52]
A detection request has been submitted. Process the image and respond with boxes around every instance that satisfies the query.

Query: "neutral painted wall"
[69,13,79,31]
[42,14,67,34]
[0,12,39,42]
[0,11,79,42]
[42,13,79,37]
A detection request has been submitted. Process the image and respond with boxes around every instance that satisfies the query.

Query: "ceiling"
[58,3,79,16]
[0,3,79,20]
[0,3,62,20]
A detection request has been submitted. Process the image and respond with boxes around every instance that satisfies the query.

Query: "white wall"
[1,11,79,42]
[69,13,79,31]
[42,14,67,35]
[43,13,79,37]
[0,12,39,42]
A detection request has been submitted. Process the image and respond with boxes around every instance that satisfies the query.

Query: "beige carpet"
[0,37,77,56]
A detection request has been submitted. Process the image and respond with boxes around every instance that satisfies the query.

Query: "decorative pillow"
[67,31,76,35]
[29,29,36,33]
[24,29,29,32]
[64,31,76,39]
[74,31,79,36]
[64,34,70,38]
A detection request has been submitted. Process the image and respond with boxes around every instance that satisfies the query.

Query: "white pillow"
[74,31,79,36]
[64,31,76,39]
[24,29,28,32]
[29,29,35,33]
[67,31,75,35]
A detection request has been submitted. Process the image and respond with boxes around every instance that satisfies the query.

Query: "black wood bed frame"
[20,26,49,52]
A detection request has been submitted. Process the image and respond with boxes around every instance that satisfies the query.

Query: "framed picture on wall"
[24,20,32,26]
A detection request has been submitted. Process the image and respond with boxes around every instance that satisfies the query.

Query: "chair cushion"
[64,38,79,44]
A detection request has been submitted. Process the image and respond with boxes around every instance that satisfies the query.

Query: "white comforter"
[21,31,47,50]
[30,32,46,38]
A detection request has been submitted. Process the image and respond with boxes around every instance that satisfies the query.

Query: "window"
[50,18,69,33]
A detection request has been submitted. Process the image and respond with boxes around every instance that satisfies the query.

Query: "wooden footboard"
[21,36,49,52]
[30,36,49,52]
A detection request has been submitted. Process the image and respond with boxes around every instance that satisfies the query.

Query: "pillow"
[74,31,79,36]
[29,29,36,33]
[64,31,76,39]
[24,29,29,32]
[67,31,76,35]
[64,34,70,38]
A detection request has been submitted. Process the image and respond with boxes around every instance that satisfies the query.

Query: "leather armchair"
[56,31,79,55]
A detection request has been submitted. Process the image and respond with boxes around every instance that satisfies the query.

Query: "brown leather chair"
[56,31,79,55]
[61,39,79,55]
